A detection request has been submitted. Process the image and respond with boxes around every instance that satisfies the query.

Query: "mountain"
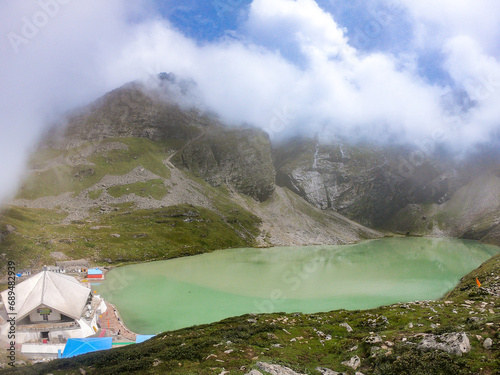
[1,74,499,276]
[274,138,500,246]
[0,77,381,273]
[386,169,500,244]
[1,74,500,374]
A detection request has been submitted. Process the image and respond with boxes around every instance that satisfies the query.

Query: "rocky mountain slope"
[274,138,458,227]
[386,170,500,243]
[0,77,381,274]
[1,73,499,276]
[274,138,500,246]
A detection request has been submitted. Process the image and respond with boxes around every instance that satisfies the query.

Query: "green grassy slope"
[0,133,269,271]
[0,201,261,269]
[18,138,176,200]
[1,131,382,273]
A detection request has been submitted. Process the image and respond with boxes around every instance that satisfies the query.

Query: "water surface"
[95,237,499,334]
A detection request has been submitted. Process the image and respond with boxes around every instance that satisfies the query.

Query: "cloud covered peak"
[1,0,499,204]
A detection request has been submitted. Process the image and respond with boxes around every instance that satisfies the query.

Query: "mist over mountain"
[1,74,500,375]
[2,0,500,206]
[0,75,498,280]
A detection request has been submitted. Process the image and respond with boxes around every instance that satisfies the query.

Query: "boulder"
[256,362,306,375]
[5,224,16,233]
[483,338,493,349]
[418,332,470,356]
[364,334,382,344]
[316,368,346,375]
[340,322,353,332]
[341,355,361,370]
[367,315,389,328]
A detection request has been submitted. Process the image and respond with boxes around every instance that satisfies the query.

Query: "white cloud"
[398,0,500,54]
[0,0,499,204]
[0,0,144,204]
[112,0,446,145]
[246,0,354,62]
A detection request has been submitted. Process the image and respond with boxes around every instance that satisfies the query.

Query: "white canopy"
[1,271,91,321]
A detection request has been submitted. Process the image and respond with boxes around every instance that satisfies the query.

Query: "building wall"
[29,307,62,323]
[2,299,109,344]
[15,331,42,344]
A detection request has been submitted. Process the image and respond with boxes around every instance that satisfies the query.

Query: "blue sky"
[155,0,253,41]
[152,0,500,107]
[0,0,500,203]
[158,0,441,84]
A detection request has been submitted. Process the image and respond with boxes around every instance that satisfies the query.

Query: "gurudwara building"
[0,270,106,344]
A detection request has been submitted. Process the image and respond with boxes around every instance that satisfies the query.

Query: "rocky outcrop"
[275,137,500,242]
[174,127,275,202]
[255,362,306,375]
[46,79,214,147]
[341,355,361,370]
[388,171,500,245]
[417,332,471,356]
[274,138,459,227]
[316,368,346,375]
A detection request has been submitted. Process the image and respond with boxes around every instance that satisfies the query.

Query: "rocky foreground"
[1,252,499,375]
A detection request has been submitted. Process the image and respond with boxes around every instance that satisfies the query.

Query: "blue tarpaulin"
[61,337,113,358]
[135,335,155,344]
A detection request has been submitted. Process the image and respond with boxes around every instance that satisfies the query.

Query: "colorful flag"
[476,278,481,288]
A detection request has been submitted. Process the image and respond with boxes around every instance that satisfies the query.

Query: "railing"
[17,321,80,332]
[82,297,103,322]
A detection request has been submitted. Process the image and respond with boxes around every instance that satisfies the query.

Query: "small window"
[41,332,49,339]
[43,315,49,321]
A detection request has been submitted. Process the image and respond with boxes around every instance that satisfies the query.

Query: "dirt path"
[98,302,137,342]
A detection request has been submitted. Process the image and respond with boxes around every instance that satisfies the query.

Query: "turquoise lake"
[94,237,499,334]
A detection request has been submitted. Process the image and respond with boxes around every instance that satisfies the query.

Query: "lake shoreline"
[97,237,500,334]
[97,301,138,342]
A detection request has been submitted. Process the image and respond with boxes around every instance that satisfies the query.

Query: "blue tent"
[61,337,113,358]
[136,335,155,344]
